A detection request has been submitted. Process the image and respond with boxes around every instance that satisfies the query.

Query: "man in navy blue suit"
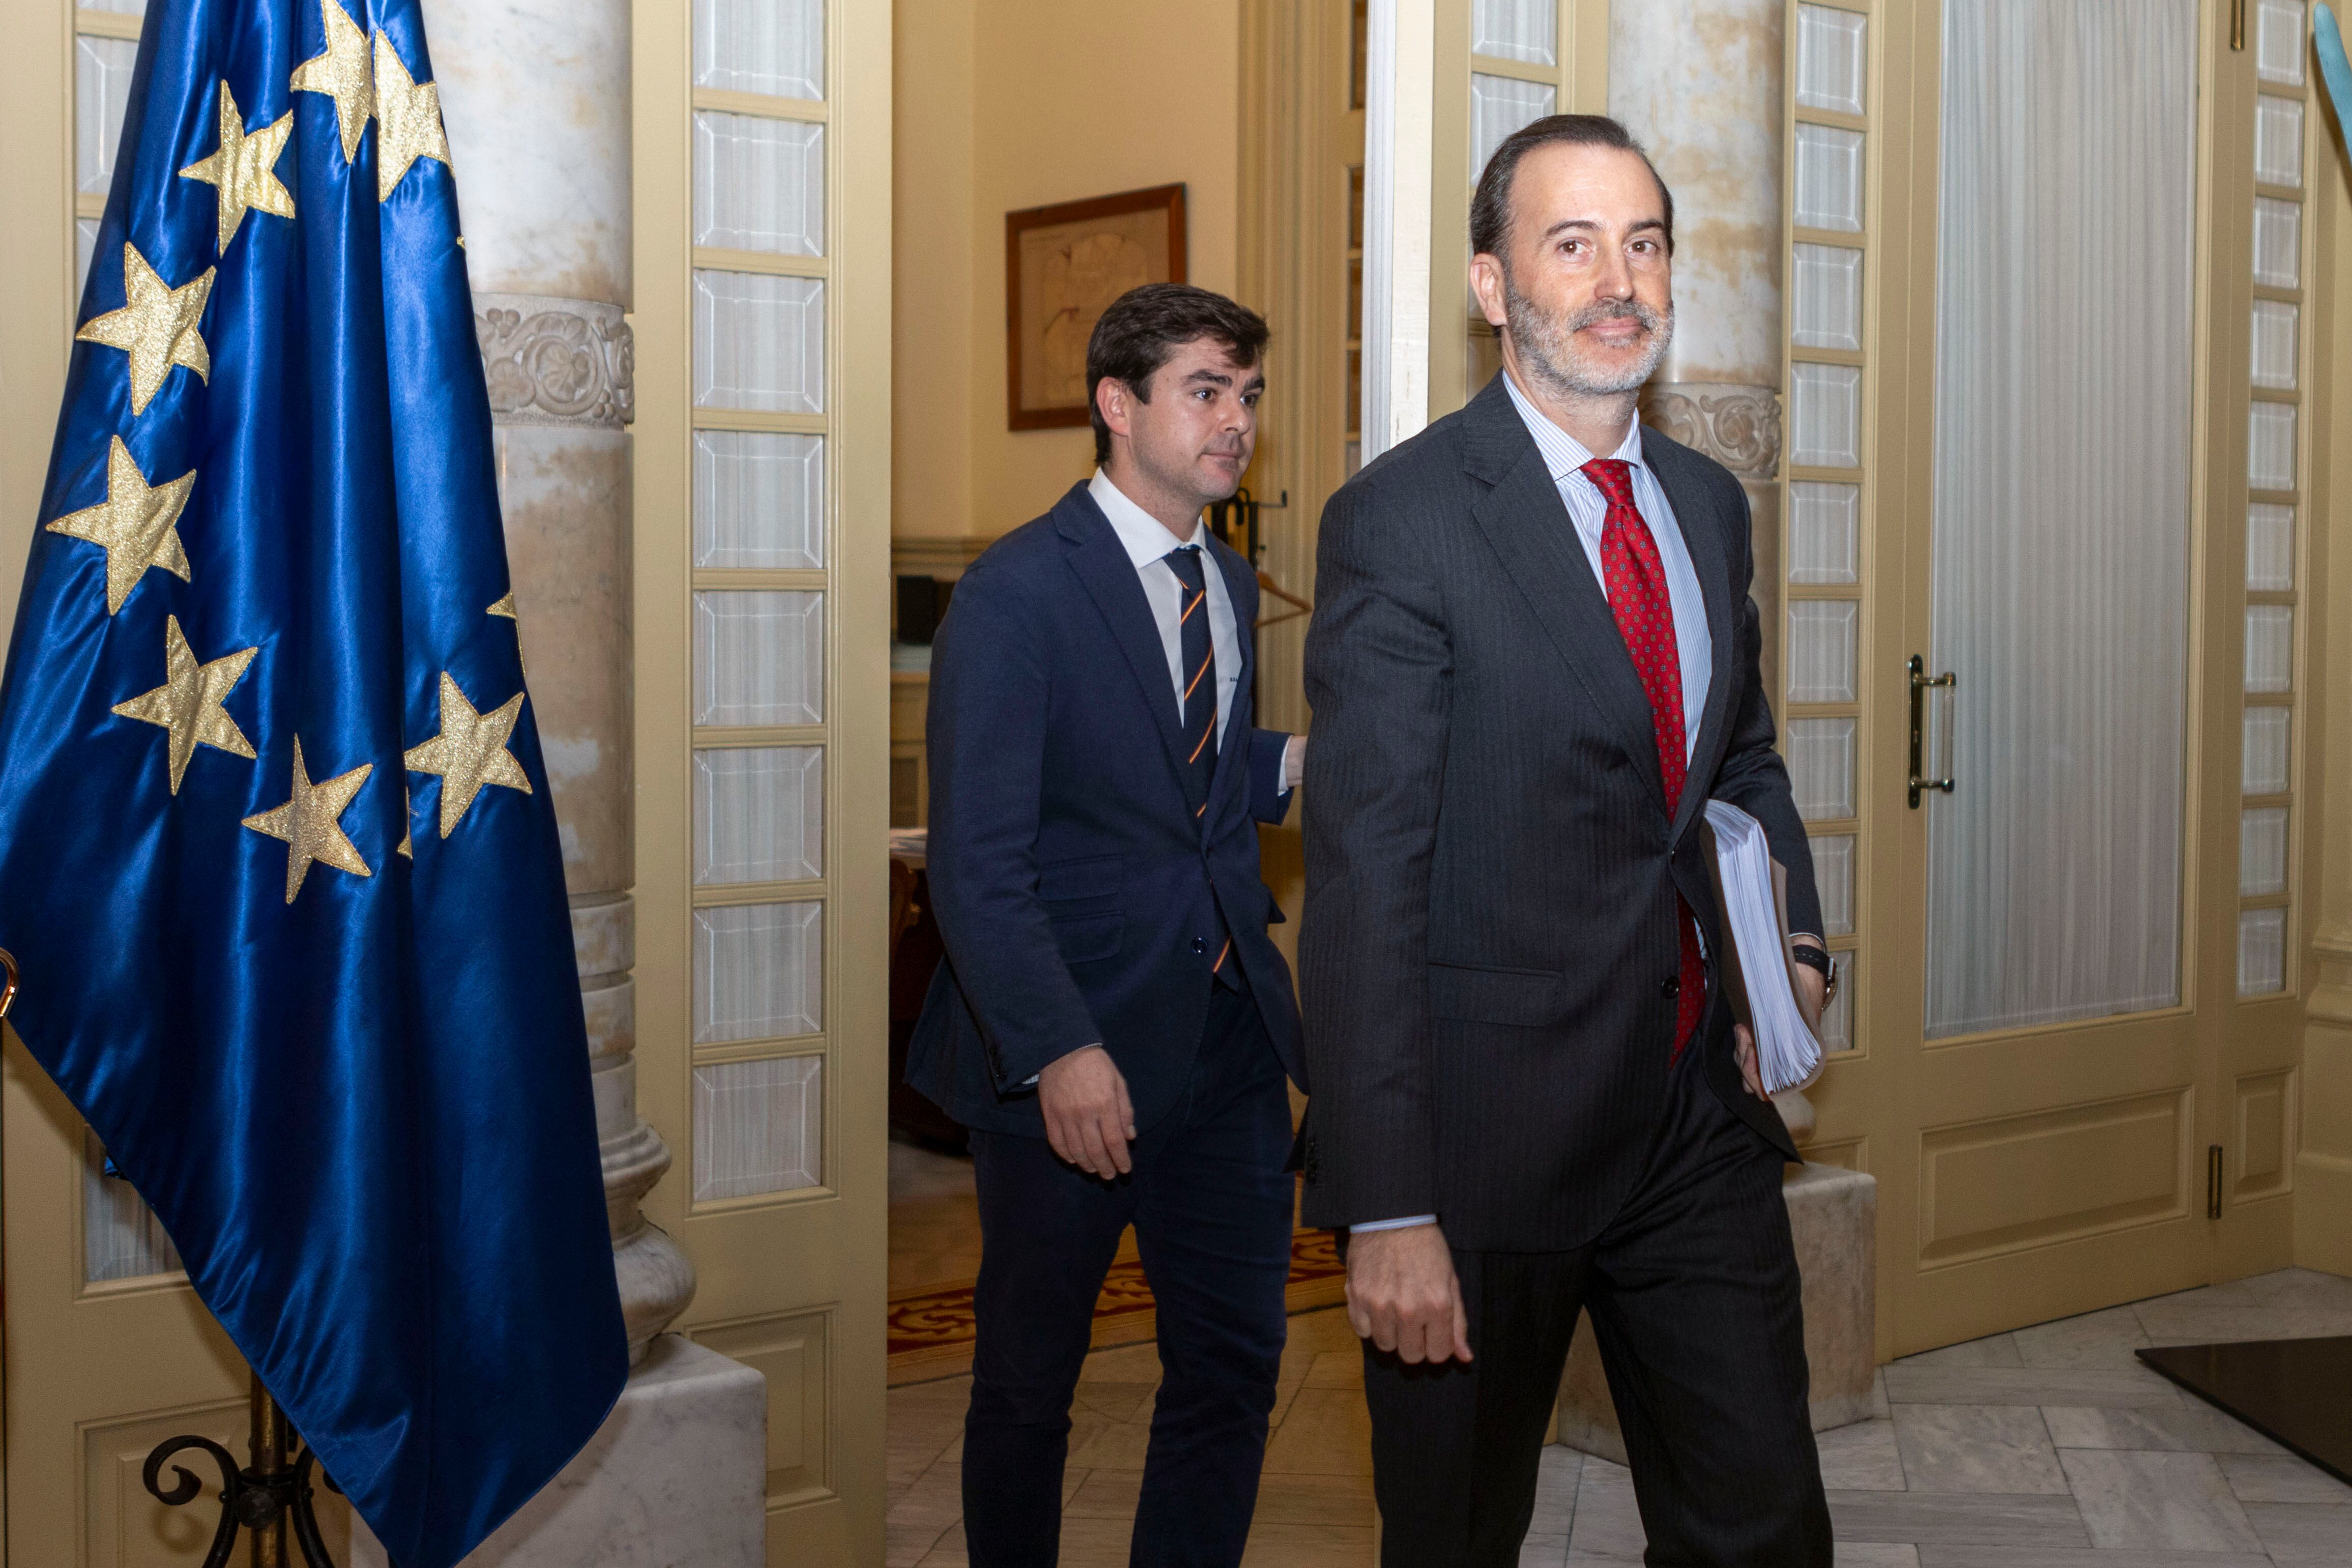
[908,283,1307,1567]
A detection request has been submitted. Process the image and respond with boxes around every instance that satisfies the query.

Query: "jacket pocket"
[1038,852,1125,901]
[1427,961,1562,1027]
[1050,911,1125,964]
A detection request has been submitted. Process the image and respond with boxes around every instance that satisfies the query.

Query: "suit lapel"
[1460,381,1672,817]
[1055,487,1192,786]
[1646,438,1739,845]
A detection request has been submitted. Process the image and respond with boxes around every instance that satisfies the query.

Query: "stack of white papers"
[1703,799,1823,1093]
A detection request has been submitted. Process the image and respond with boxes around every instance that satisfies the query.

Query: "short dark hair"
[1469,114,1675,264]
[1086,283,1270,464]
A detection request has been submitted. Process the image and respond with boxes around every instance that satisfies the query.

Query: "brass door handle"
[1908,655,1956,808]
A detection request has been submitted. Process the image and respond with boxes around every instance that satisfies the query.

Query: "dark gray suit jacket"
[1297,373,1820,1252]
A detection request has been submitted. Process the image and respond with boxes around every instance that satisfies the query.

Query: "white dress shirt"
[1354,373,1715,1237]
[1090,469,1246,738]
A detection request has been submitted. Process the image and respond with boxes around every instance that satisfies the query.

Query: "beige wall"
[892,0,1242,539]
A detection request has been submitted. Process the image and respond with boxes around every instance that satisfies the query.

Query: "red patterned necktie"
[1582,458,1704,1060]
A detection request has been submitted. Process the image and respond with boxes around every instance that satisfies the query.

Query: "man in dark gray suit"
[1299,115,1838,1565]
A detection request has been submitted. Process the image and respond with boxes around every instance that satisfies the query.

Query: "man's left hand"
[1791,959,1826,1031]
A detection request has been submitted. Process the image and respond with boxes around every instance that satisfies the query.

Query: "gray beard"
[1503,276,1673,399]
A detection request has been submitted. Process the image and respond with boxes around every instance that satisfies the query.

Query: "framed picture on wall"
[1005,183,1188,430]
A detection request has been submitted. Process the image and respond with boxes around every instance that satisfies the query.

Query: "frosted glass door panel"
[1789,483,1860,583]
[2256,0,2307,84]
[76,36,139,195]
[1790,363,1860,467]
[1810,834,1855,936]
[2253,198,2301,288]
[2250,301,2298,391]
[1471,75,1555,176]
[692,1057,822,1200]
[2247,504,2295,590]
[2255,95,2304,187]
[1787,601,1857,703]
[2238,908,2287,995]
[1786,718,1855,821]
[693,901,823,1043]
[1796,5,1868,114]
[694,0,824,100]
[2243,708,2291,795]
[1924,1,2195,1038]
[694,589,825,725]
[693,271,826,412]
[1472,0,1556,65]
[694,112,825,256]
[694,746,824,884]
[694,430,825,568]
[84,1131,182,1284]
[1792,244,1863,351]
[2245,607,2293,693]
[2240,808,2289,897]
[2248,402,2297,491]
[1793,124,1864,232]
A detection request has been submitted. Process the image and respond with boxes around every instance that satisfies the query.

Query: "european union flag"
[0,1,627,1562]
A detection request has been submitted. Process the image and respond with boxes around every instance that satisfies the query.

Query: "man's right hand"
[1037,1045,1136,1179]
[1344,1223,1473,1364]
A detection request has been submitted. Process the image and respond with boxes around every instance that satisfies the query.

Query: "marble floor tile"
[1914,1550,2272,1567]
[1817,1417,1907,1491]
[1881,1364,2177,1409]
[2055,1448,2260,1552]
[1895,1334,2023,1370]
[1267,1366,1311,1428]
[886,1459,965,1536]
[1078,1341,1166,1383]
[1834,1547,1921,1568]
[2244,1500,2352,1564]
[1066,1407,1154,1470]
[914,1523,969,1566]
[1518,1533,1569,1566]
[1238,1521,1377,1566]
[1528,1444,1583,1535]
[1567,1458,1646,1559]
[2219,1450,2352,1504]
[1069,1380,1158,1425]
[1063,1467,1143,1520]
[1890,1405,2067,1495]
[2039,1402,2283,1455]
[2181,1267,2352,1312]
[1870,1368,1892,1419]
[1261,1387,1375,1477]
[1822,1490,2090,1546]
[1249,1471,1377,1528]
[2009,1305,2151,1371]
[1286,1306,1368,1354]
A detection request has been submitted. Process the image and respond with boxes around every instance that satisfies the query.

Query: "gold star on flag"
[486,591,515,619]
[110,615,258,794]
[75,244,216,416]
[372,32,451,200]
[289,0,373,163]
[243,738,373,902]
[180,80,297,254]
[397,786,414,859]
[403,673,530,838]
[46,435,195,615]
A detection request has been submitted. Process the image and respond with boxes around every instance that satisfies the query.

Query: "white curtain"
[1924,1,2196,1038]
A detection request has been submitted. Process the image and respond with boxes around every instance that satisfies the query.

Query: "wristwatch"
[1790,942,1838,1003]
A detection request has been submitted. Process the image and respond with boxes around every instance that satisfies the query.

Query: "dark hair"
[1086,283,1270,464]
[1468,114,1675,264]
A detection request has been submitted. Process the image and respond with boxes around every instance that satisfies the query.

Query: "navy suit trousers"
[961,981,1294,1567]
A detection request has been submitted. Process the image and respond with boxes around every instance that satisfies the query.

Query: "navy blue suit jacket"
[908,481,1308,1137]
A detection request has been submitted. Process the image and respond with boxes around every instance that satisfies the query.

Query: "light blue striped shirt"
[1500,370,1711,761]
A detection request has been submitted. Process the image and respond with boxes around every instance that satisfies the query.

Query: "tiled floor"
[883,1267,2352,1566]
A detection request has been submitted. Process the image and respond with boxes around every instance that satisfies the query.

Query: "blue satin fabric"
[0,3,626,1564]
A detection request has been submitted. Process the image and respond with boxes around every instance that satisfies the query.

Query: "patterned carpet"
[886,1226,1349,1384]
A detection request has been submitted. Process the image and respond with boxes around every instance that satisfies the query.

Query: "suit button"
[1192,937,1208,955]
[1660,976,1680,999]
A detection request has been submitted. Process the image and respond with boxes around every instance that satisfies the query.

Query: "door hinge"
[2208,1144,2225,1219]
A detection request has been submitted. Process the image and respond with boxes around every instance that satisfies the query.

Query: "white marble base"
[1556,1162,1879,1464]
[350,1335,765,1567]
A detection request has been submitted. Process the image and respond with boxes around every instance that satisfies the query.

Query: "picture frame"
[1004,183,1188,430]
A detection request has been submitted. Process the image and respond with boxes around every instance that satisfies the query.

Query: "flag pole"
[0,956,339,1568]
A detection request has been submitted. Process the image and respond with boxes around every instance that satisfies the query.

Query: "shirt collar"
[1090,468,1207,571]
[1498,368,1647,484]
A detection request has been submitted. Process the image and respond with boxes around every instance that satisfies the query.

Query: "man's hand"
[1791,955,1827,1031]
[1345,1223,1473,1364]
[1038,1046,1136,1178]
[1733,1023,1769,1100]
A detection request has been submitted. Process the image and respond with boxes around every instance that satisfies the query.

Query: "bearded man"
[1298,115,1836,1565]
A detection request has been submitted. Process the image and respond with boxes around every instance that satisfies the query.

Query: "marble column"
[422,0,694,1362]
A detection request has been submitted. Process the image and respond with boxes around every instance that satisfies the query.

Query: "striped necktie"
[1164,544,1238,991]
[1583,458,1705,1061]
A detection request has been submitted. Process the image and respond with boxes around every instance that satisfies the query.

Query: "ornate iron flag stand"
[0,949,339,1568]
